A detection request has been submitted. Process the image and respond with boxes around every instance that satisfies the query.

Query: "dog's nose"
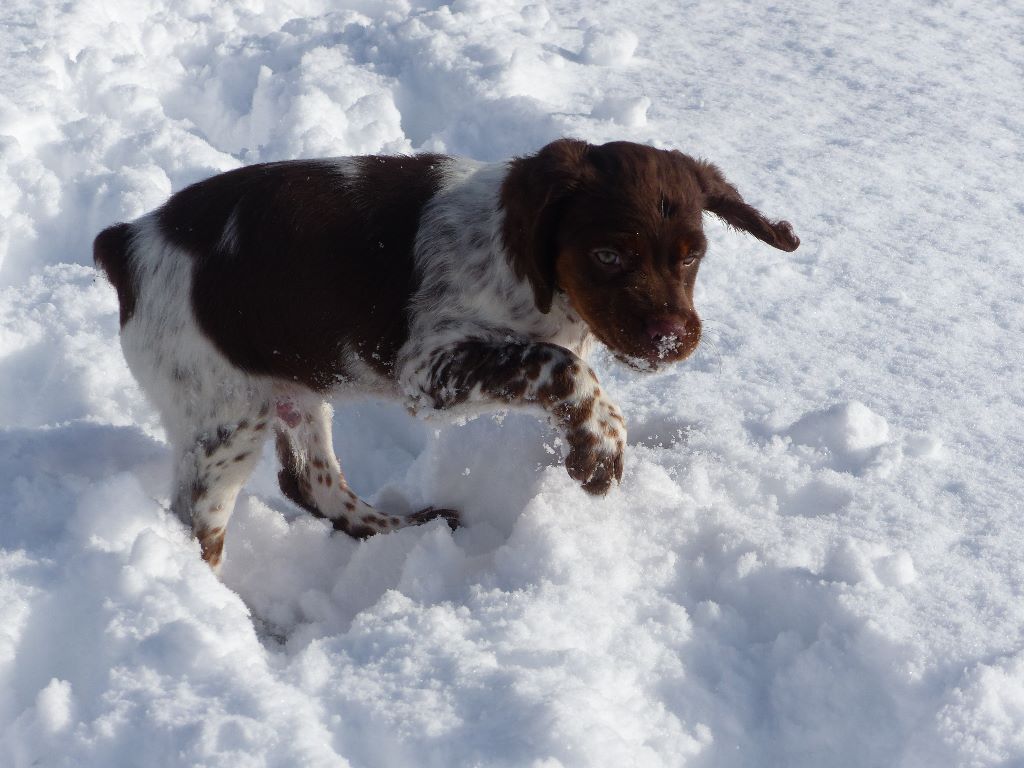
[646,315,698,342]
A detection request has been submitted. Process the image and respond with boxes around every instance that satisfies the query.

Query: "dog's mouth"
[563,291,700,372]
[610,341,700,373]
[610,350,661,372]
[595,319,702,373]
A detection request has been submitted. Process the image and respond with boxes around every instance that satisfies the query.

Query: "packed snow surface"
[2,0,1023,766]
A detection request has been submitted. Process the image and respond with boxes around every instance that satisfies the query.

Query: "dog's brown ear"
[501,138,591,313]
[693,159,800,252]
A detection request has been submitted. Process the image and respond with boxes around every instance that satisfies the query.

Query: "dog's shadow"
[0,421,168,548]
[222,400,557,649]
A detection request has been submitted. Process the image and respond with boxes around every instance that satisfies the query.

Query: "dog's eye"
[680,249,704,267]
[592,248,622,267]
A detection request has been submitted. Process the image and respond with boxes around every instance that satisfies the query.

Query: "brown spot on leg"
[202,425,236,457]
[537,359,579,405]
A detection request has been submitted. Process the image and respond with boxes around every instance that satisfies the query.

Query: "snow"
[1,0,1023,766]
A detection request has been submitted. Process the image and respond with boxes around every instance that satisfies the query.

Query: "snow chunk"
[786,401,891,473]
[590,95,651,127]
[874,552,917,587]
[35,679,74,734]
[823,540,916,589]
[822,539,883,588]
[520,4,551,29]
[580,27,639,66]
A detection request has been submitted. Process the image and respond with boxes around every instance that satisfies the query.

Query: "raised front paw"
[563,396,626,495]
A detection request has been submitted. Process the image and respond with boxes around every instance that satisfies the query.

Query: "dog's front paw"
[562,396,626,495]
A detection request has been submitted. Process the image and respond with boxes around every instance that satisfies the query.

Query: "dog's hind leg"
[170,399,272,570]
[273,391,458,538]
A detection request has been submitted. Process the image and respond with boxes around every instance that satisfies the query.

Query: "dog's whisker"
[694,329,724,378]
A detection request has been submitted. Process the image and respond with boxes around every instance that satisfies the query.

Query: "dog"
[93,139,799,569]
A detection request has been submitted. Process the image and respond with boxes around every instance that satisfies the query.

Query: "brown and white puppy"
[94,139,799,569]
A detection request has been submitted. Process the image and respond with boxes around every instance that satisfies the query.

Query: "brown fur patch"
[501,139,591,313]
[157,156,449,390]
[424,341,582,411]
[201,425,234,457]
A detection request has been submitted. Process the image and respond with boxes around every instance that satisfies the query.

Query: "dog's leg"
[404,341,626,494]
[273,393,458,538]
[170,403,272,571]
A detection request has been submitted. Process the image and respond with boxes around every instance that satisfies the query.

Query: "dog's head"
[501,139,800,370]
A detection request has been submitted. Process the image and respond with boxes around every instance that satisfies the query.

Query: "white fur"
[399,158,592,409]
[121,214,273,443]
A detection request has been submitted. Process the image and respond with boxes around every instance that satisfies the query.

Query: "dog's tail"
[93,222,137,327]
